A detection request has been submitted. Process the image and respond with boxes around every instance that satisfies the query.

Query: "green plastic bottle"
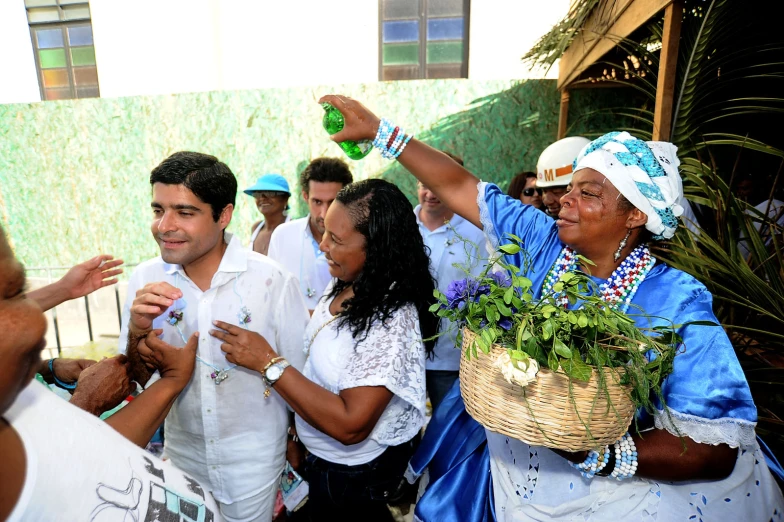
[321,103,372,160]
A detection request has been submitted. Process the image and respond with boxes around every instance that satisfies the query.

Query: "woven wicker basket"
[459,329,636,451]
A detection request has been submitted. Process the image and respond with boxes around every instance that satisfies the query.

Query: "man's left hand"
[210,320,277,373]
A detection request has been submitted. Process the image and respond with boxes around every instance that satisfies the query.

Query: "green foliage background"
[0,79,630,268]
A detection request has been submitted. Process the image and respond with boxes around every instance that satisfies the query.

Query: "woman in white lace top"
[210,179,438,521]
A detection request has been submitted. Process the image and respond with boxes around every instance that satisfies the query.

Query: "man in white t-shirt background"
[267,157,353,312]
[415,151,487,412]
[120,151,310,522]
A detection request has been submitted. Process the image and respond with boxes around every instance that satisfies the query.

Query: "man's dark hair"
[299,157,353,194]
[150,151,237,221]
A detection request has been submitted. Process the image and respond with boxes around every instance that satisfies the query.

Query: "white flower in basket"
[494,352,539,387]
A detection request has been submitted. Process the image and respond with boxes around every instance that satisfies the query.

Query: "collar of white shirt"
[163,232,247,286]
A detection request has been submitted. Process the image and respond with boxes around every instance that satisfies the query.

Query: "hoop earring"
[614,229,632,262]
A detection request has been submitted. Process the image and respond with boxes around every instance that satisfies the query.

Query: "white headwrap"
[573,131,684,240]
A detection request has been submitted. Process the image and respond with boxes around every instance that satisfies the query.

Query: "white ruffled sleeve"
[338,304,427,446]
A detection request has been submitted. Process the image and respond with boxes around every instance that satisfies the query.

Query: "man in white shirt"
[120,151,310,522]
[267,157,353,312]
[415,152,487,412]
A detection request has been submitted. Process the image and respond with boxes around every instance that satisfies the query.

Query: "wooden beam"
[558,0,672,90]
[558,90,571,139]
[652,0,683,141]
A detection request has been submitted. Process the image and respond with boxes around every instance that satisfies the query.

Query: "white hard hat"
[536,136,591,188]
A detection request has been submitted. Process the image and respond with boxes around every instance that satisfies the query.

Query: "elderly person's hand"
[142,329,198,389]
[70,355,134,416]
[319,95,381,144]
[209,320,277,373]
[39,357,97,386]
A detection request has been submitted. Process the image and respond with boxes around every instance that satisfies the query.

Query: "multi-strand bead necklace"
[541,244,656,312]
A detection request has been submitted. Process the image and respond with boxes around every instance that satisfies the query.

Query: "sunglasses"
[523,188,543,197]
[254,191,287,199]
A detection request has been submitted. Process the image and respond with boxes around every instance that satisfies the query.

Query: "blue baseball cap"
[243,174,291,196]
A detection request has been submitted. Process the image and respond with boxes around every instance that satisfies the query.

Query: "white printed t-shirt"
[5,380,225,522]
[118,232,310,504]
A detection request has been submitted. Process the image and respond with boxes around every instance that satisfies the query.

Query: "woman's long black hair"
[327,178,438,356]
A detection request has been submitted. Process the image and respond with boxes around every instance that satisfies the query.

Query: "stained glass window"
[26,0,99,101]
[380,0,469,81]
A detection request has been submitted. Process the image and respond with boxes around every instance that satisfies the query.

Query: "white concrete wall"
[89,0,379,98]
[468,0,571,80]
[0,1,42,104]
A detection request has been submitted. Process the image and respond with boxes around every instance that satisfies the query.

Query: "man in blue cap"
[244,174,291,256]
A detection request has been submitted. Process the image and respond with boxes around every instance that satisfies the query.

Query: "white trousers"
[218,481,277,522]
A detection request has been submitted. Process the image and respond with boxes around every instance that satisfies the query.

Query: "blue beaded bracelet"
[373,118,414,160]
[49,358,77,390]
[569,445,611,479]
[610,432,638,480]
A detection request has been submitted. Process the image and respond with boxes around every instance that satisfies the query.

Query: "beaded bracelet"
[610,432,638,480]
[373,118,413,160]
[569,445,611,479]
[372,118,395,154]
[48,358,77,391]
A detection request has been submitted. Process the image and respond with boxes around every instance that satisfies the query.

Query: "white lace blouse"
[294,295,427,466]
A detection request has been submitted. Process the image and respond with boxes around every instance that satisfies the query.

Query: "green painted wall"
[0,79,628,268]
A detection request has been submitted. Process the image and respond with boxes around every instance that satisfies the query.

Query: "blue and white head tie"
[573,131,684,240]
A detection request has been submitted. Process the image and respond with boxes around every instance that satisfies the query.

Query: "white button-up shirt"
[267,216,332,310]
[415,206,487,371]
[119,233,309,503]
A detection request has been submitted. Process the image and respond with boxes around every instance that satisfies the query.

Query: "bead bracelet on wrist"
[48,359,77,390]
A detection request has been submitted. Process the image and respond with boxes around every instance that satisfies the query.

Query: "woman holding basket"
[315,94,783,521]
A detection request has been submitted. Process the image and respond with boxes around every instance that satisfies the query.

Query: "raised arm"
[27,255,123,312]
[319,94,482,229]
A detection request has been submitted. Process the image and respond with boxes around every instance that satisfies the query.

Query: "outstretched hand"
[318,94,381,143]
[210,320,277,373]
[61,255,124,300]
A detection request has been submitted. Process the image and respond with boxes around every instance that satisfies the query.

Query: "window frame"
[26,0,99,101]
[378,0,471,81]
